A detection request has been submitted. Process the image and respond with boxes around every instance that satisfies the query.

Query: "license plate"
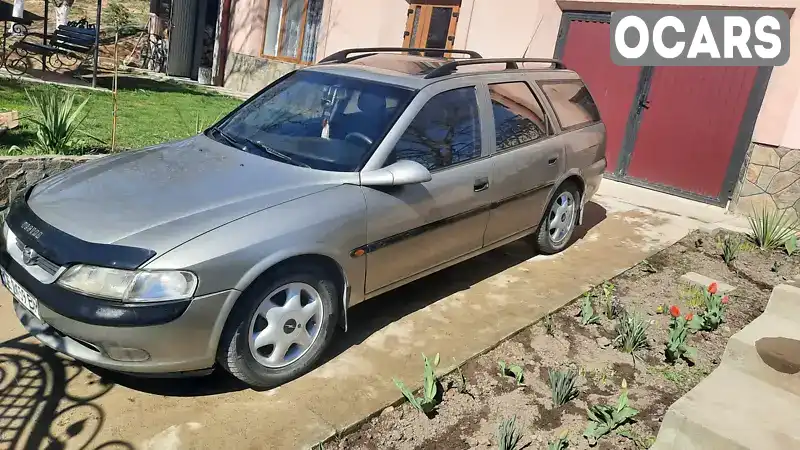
[1,267,41,320]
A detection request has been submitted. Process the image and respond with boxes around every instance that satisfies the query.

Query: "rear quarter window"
[537,80,601,131]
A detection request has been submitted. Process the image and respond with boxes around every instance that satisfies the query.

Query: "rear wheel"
[535,182,580,254]
[217,264,339,388]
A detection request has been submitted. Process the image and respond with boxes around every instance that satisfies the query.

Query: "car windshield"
[211,70,415,172]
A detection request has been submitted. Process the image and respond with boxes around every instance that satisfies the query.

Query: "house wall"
[223,0,408,92]
[220,0,800,215]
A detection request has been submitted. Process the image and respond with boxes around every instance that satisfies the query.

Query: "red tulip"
[685,313,694,321]
[670,305,680,318]
[721,295,730,305]
[708,283,718,294]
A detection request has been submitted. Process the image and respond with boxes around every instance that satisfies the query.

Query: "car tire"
[535,181,580,255]
[217,263,340,389]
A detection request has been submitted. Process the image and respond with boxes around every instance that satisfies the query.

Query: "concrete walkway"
[0,183,729,449]
[652,283,800,450]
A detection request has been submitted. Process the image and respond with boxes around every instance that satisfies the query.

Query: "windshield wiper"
[209,127,310,168]
[208,126,240,148]
[240,136,311,168]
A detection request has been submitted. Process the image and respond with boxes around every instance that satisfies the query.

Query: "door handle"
[548,157,558,165]
[474,177,489,192]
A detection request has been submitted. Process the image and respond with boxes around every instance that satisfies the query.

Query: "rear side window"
[389,87,482,171]
[488,82,549,152]
[538,80,601,131]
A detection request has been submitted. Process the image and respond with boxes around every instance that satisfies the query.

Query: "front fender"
[145,183,368,322]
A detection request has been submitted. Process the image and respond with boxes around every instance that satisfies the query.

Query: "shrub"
[498,360,524,386]
[25,88,91,154]
[747,205,799,250]
[600,282,619,319]
[548,430,570,450]
[455,359,468,394]
[786,234,798,256]
[688,283,730,332]
[543,313,555,336]
[721,235,740,265]
[549,368,579,407]
[583,379,639,446]
[680,284,705,309]
[665,305,697,364]
[497,416,522,450]
[393,353,441,416]
[579,294,600,326]
[613,310,650,357]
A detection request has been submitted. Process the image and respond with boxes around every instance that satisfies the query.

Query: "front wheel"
[217,264,339,388]
[535,182,580,254]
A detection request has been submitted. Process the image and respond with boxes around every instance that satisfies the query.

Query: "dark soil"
[334,229,800,450]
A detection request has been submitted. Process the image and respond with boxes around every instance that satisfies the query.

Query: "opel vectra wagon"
[1,48,606,388]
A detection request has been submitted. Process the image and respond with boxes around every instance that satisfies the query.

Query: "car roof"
[303,53,581,90]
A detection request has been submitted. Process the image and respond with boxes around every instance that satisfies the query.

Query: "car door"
[483,80,565,245]
[362,85,493,294]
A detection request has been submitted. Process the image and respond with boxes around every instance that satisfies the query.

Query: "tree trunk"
[56,4,70,27]
[12,0,24,18]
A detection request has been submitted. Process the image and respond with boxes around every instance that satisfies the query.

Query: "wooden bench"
[5,23,97,77]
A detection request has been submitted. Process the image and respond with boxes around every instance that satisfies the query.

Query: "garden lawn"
[0,78,243,154]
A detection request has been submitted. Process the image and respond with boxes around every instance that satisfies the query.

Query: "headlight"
[57,264,198,303]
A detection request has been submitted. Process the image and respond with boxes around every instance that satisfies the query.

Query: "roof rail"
[318,47,483,64]
[424,58,567,79]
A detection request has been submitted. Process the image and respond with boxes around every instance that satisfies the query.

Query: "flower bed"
[335,228,799,450]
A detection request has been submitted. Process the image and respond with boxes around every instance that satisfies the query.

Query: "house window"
[263,0,324,63]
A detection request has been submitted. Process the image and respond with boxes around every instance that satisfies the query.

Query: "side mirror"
[360,160,432,187]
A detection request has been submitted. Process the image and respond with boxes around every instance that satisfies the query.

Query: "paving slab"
[597,179,750,233]
[652,284,800,450]
[0,193,703,449]
[680,272,738,294]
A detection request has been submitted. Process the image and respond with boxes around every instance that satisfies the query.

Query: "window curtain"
[301,0,324,63]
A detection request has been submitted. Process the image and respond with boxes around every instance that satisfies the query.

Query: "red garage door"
[626,66,759,198]
[555,13,767,204]
[558,19,641,174]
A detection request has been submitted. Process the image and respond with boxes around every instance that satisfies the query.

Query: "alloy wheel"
[248,282,324,368]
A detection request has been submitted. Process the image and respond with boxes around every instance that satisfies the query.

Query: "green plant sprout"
[393,353,441,416]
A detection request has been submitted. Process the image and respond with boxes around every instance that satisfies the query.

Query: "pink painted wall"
[227,0,408,60]
[225,0,800,149]
[453,0,563,58]
[228,0,267,56]
[317,0,409,58]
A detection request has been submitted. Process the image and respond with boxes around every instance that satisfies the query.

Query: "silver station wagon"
[1,48,606,388]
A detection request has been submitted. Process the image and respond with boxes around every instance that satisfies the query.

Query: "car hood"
[27,135,347,254]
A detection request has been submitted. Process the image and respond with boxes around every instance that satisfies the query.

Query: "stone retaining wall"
[223,52,298,94]
[731,143,800,221]
[0,155,100,208]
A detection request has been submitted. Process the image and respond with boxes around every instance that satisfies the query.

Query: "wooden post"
[42,0,48,69]
[111,29,118,151]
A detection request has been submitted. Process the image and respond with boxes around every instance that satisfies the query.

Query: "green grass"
[649,365,708,390]
[0,78,242,154]
[679,284,705,309]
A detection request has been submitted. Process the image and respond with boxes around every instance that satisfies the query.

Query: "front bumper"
[1,244,238,376]
[11,289,234,375]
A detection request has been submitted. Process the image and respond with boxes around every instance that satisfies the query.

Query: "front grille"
[15,239,59,275]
